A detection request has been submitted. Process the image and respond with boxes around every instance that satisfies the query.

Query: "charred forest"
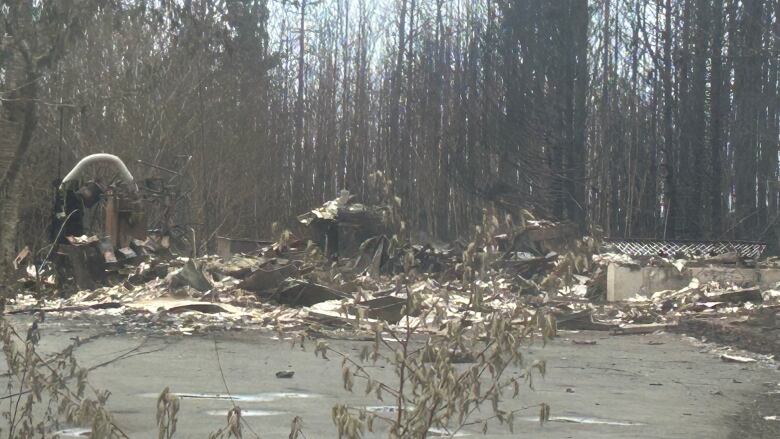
[1,0,779,267]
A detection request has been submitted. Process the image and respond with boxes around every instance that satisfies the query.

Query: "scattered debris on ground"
[7,193,780,354]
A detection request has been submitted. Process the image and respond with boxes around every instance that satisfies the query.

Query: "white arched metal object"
[60,153,138,192]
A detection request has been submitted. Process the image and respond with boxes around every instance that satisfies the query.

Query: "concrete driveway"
[2,315,779,438]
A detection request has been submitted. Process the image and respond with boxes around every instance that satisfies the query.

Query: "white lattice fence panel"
[606,239,766,258]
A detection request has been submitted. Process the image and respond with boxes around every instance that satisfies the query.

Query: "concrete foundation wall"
[607,264,780,301]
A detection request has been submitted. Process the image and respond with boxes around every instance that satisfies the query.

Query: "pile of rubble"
[7,194,780,345]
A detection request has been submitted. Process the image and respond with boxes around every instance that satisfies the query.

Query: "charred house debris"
[31,154,192,291]
[7,175,780,359]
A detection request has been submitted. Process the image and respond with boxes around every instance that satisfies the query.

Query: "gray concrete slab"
[2,316,779,438]
[607,263,780,301]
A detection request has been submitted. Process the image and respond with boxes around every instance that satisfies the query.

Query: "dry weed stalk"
[302,211,558,438]
[0,316,127,438]
[288,415,304,439]
[314,291,554,438]
[207,406,243,439]
[156,387,180,439]
[0,315,293,438]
